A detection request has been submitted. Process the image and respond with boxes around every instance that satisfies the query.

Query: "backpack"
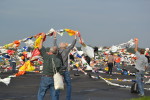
[131,82,139,93]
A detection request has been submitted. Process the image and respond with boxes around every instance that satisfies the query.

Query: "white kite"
[0,77,11,85]
[81,45,94,58]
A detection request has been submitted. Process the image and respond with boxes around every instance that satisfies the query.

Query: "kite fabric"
[46,28,55,36]
[19,60,35,72]
[98,75,131,88]
[111,46,118,53]
[24,39,34,47]
[81,45,94,58]
[15,71,26,77]
[3,40,21,49]
[64,29,83,42]
[64,29,78,36]
[81,57,92,70]
[22,37,33,42]
[7,50,15,55]
[0,77,11,85]
[3,43,14,49]
[34,35,43,48]
[0,48,7,53]
[57,29,64,36]
[13,40,21,48]
[30,48,41,61]
[86,65,93,70]
[108,39,135,53]
[15,60,35,76]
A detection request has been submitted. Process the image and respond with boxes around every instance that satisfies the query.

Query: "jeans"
[136,71,145,95]
[63,71,72,100]
[37,76,59,100]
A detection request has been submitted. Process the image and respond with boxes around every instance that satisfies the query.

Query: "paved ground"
[0,68,150,100]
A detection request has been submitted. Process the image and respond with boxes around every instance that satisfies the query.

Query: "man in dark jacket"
[37,33,62,100]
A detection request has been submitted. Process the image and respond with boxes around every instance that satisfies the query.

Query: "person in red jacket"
[115,55,121,71]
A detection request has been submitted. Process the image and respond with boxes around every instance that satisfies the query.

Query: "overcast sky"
[0,0,150,48]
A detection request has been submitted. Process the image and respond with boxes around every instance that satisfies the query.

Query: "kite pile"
[0,28,94,85]
[0,27,149,88]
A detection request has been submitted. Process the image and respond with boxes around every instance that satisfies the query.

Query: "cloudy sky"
[0,0,150,48]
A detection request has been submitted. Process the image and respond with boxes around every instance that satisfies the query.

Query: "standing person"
[37,33,62,100]
[115,55,121,71]
[53,32,77,100]
[10,54,17,73]
[134,38,148,96]
[107,53,115,76]
[121,56,125,67]
[145,49,150,65]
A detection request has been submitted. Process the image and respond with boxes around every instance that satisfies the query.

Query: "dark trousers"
[108,63,113,75]
[11,62,16,73]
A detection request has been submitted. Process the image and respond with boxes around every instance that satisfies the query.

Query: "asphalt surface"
[0,68,150,100]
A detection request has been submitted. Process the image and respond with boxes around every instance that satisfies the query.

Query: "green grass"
[130,96,150,100]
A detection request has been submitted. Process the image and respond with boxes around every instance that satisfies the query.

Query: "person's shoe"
[138,94,145,96]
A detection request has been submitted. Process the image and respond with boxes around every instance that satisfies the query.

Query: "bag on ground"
[131,81,139,93]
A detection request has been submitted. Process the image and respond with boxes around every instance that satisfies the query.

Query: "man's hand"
[38,33,46,49]
[134,38,139,52]
[134,38,139,44]
[79,40,86,47]
[34,33,45,39]
[74,32,78,39]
